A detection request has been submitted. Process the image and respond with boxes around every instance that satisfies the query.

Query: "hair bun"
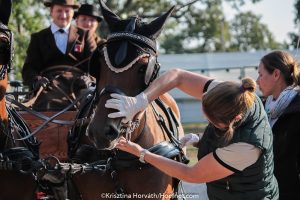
[241,77,256,93]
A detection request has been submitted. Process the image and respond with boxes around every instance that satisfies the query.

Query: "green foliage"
[184,1,231,52]
[8,0,282,79]
[92,0,276,53]
[290,0,300,49]
[9,0,46,80]
[229,12,280,51]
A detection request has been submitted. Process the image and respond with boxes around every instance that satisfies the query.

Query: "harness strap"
[9,89,94,141]
[153,98,181,147]
[51,81,77,107]
[6,96,74,125]
[112,141,182,170]
[5,105,40,157]
[107,141,183,199]
[109,168,127,200]
[151,98,190,199]
[68,90,96,159]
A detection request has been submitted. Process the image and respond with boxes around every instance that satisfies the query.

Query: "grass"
[182,122,208,166]
[182,122,207,133]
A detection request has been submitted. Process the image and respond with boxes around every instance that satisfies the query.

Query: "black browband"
[107,32,157,52]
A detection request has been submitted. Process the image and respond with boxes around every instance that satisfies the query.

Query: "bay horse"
[68,1,188,199]
[0,6,40,199]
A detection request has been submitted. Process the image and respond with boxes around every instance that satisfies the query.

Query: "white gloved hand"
[179,133,200,147]
[105,92,149,123]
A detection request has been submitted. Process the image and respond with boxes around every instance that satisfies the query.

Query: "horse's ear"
[0,0,12,25]
[99,0,121,30]
[145,6,175,40]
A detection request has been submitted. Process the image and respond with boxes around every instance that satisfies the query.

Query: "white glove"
[105,92,149,123]
[179,133,200,147]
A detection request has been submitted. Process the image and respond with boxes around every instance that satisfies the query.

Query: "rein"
[24,56,93,108]
[41,56,92,83]
[69,87,188,198]
[6,89,94,141]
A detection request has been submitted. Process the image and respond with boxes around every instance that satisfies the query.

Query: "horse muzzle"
[87,117,122,150]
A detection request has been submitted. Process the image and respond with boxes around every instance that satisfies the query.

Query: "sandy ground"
[178,182,208,200]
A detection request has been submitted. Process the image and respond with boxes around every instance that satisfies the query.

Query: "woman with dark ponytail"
[257,50,300,200]
[105,68,279,200]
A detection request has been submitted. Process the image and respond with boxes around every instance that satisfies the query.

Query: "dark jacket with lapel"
[272,93,300,200]
[22,25,93,87]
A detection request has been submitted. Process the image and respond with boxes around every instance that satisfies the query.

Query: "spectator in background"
[74,3,106,51]
[257,50,300,200]
[22,0,96,91]
[105,68,279,200]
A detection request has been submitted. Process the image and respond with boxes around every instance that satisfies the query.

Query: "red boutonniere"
[74,44,82,52]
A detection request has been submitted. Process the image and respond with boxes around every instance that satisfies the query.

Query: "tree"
[9,0,46,80]
[9,0,280,78]
[182,0,232,52]
[229,12,280,51]
[289,0,300,49]
[91,0,269,53]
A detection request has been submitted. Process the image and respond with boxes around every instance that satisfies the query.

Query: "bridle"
[102,17,160,87]
[0,22,13,80]
[89,85,145,142]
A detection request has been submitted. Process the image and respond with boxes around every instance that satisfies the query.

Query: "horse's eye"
[138,64,147,73]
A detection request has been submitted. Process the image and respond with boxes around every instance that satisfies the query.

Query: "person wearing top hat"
[22,0,96,91]
[74,3,106,52]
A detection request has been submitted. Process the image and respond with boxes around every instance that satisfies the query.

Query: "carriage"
[1,1,190,199]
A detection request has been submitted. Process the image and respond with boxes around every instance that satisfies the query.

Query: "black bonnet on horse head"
[89,0,174,80]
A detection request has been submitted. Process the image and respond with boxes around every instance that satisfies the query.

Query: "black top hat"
[44,0,79,9]
[74,4,103,22]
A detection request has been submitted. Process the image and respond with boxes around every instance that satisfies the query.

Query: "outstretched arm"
[105,69,210,123]
[116,137,233,183]
[105,68,211,123]
[144,68,211,102]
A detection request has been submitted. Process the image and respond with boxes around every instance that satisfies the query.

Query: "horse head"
[87,0,174,149]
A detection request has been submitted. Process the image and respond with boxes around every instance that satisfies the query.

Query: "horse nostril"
[105,125,119,141]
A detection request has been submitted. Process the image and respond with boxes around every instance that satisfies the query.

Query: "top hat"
[74,4,103,22]
[44,0,79,9]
